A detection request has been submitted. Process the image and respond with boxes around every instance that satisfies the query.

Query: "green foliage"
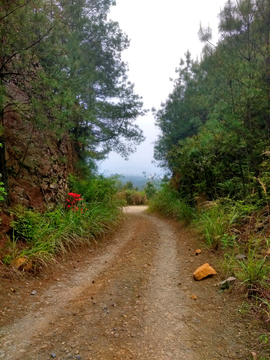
[193,202,242,248]
[193,206,230,248]
[117,190,147,205]
[0,0,146,196]
[154,0,270,203]
[237,250,270,289]
[144,181,158,200]
[220,233,237,250]
[0,180,7,202]
[4,175,124,264]
[9,197,123,264]
[122,181,135,191]
[69,174,120,203]
[148,185,194,224]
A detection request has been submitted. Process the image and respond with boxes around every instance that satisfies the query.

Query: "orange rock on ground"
[12,257,32,271]
[194,249,202,255]
[193,263,217,280]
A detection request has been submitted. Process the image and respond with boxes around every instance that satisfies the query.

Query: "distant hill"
[119,175,148,190]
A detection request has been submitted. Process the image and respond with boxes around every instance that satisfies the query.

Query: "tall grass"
[1,175,125,267]
[8,199,123,265]
[148,185,194,224]
[116,190,147,205]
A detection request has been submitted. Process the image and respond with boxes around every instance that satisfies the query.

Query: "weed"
[148,185,194,224]
[237,248,270,289]
[259,334,269,345]
[238,301,251,315]
[220,233,237,249]
[4,176,124,266]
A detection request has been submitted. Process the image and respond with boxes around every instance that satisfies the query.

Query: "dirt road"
[0,207,265,359]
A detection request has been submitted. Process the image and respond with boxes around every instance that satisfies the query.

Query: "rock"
[12,257,32,271]
[51,354,56,358]
[191,295,197,300]
[255,222,264,231]
[218,277,236,289]
[50,183,58,190]
[194,249,202,255]
[193,263,217,280]
[251,351,257,359]
[0,213,12,234]
[31,290,37,295]
[235,254,247,260]
[76,356,82,360]
[12,258,26,269]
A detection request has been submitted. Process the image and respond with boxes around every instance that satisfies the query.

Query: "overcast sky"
[99,0,228,176]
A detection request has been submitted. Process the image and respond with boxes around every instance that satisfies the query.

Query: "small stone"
[193,263,217,280]
[251,351,257,359]
[76,355,82,360]
[31,290,37,295]
[12,257,27,269]
[12,257,32,271]
[255,222,264,230]
[218,277,236,286]
[195,249,202,255]
[218,277,236,289]
[191,295,197,300]
[235,254,247,260]
[51,353,56,358]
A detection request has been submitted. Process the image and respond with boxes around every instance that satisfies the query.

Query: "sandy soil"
[0,206,268,359]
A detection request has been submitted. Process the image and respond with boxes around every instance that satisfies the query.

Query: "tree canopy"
[154,0,270,203]
[0,0,146,195]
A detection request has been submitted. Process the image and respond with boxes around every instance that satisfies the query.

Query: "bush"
[116,190,147,205]
[193,202,240,249]
[148,185,194,224]
[4,175,125,266]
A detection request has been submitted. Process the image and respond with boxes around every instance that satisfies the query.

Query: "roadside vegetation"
[149,183,270,330]
[0,175,124,270]
[150,0,270,332]
[116,178,158,205]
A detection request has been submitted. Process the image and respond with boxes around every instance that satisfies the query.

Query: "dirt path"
[0,207,266,359]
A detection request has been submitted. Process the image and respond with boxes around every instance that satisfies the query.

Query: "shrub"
[116,190,147,205]
[148,185,193,224]
[5,175,125,266]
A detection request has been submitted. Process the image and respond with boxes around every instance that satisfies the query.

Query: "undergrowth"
[1,175,124,268]
[116,189,147,205]
[148,184,193,225]
[149,186,270,323]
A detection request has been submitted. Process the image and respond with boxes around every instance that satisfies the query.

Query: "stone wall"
[5,111,78,212]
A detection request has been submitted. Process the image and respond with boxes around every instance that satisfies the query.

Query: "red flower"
[67,205,71,208]
[68,192,81,198]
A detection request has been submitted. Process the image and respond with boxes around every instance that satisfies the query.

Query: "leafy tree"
[0,0,146,203]
[154,0,270,203]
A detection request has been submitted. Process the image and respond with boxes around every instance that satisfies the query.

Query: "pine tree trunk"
[0,135,9,205]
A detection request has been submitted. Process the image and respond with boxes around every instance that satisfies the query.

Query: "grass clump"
[117,190,147,205]
[192,204,240,249]
[148,185,194,224]
[2,175,124,268]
